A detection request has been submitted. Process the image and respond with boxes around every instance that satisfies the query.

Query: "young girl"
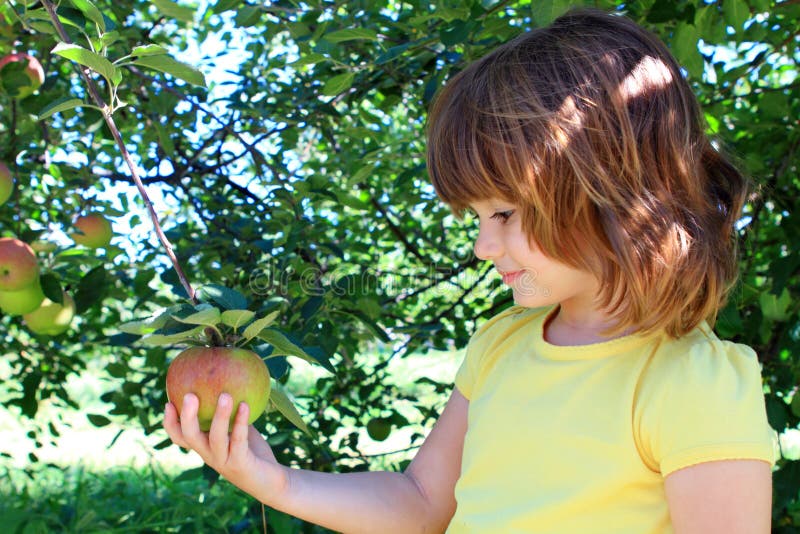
[164,8,775,533]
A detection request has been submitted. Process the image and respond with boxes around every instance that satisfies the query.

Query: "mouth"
[499,270,523,284]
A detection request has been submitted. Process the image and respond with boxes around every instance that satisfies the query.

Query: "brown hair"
[426,8,748,338]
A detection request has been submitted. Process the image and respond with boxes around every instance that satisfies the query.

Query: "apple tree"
[0,0,797,530]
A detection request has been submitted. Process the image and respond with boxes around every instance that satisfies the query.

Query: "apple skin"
[0,52,45,99]
[72,214,113,248]
[166,347,271,432]
[23,292,75,335]
[0,280,45,315]
[0,161,13,206]
[0,237,39,291]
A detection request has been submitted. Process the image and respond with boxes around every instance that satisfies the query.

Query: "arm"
[664,459,772,534]
[164,388,469,534]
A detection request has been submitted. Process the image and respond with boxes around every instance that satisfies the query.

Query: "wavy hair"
[426,8,748,337]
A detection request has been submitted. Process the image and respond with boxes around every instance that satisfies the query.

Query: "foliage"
[0,462,324,533]
[0,0,797,530]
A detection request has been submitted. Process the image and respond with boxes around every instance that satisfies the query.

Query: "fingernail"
[218,393,231,406]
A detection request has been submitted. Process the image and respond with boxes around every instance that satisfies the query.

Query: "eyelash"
[490,210,514,223]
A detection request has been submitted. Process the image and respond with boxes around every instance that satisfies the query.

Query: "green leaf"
[39,273,64,304]
[150,0,195,24]
[258,328,334,372]
[221,309,255,330]
[52,42,120,85]
[70,0,105,31]
[759,288,791,321]
[140,326,204,346]
[324,28,378,43]
[531,0,572,27]
[291,53,329,67]
[75,265,107,314]
[321,72,354,96]
[269,382,310,435]
[130,44,169,58]
[118,319,159,335]
[87,414,111,427]
[242,310,280,341]
[172,307,221,327]
[36,97,84,120]
[672,23,703,79]
[723,0,749,32]
[132,54,206,87]
[197,284,248,310]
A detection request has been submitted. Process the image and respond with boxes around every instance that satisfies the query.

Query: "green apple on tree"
[23,292,75,335]
[0,161,13,206]
[166,346,271,432]
[0,52,44,99]
[0,237,39,291]
[71,213,113,248]
[0,280,45,315]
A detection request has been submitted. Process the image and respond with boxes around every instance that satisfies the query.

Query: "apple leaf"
[269,382,310,435]
[75,265,107,313]
[321,72,354,96]
[70,0,106,31]
[130,44,169,58]
[172,307,221,327]
[87,414,111,427]
[323,28,379,43]
[257,328,334,372]
[52,42,121,86]
[150,0,195,24]
[39,274,64,305]
[221,309,255,330]
[132,54,206,87]
[140,326,204,346]
[242,310,280,341]
[36,96,85,120]
[197,284,247,310]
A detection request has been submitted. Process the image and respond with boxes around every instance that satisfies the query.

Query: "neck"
[544,302,634,346]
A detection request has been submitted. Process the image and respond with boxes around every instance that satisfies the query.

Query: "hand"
[163,392,287,503]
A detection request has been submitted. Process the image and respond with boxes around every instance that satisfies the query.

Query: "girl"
[164,8,775,533]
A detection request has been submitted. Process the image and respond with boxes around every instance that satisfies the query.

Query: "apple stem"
[204,326,225,347]
[41,0,198,305]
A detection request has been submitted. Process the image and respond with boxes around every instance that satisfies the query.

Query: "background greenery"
[0,0,797,532]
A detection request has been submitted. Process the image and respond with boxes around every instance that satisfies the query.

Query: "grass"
[0,462,310,533]
[0,347,462,533]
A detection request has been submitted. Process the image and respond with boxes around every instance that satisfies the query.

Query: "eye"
[490,210,514,223]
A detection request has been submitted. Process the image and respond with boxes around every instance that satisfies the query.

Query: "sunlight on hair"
[617,55,674,101]
[553,95,584,148]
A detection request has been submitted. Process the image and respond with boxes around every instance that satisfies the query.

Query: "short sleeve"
[635,339,776,477]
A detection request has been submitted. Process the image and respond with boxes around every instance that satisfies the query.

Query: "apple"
[166,346,271,432]
[0,280,45,315]
[23,292,75,335]
[0,237,39,291]
[71,214,113,248]
[0,52,44,99]
[0,161,13,206]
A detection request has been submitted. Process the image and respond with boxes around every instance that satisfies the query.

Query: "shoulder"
[644,325,762,386]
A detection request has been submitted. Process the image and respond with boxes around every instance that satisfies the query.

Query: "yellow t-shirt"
[448,305,775,534]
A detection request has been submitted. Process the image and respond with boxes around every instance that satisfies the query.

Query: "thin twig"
[41,0,197,304]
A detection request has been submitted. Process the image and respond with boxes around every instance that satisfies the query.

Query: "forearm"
[266,466,439,534]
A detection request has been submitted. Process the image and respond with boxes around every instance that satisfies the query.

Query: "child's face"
[468,198,600,310]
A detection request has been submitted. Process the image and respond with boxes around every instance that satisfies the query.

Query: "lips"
[499,270,523,284]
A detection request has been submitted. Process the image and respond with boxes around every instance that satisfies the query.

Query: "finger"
[208,393,234,460]
[179,393,210,456]
[164,402,189,448]
[229,402,250,459]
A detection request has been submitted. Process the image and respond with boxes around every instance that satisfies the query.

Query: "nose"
[473,224,502,261]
